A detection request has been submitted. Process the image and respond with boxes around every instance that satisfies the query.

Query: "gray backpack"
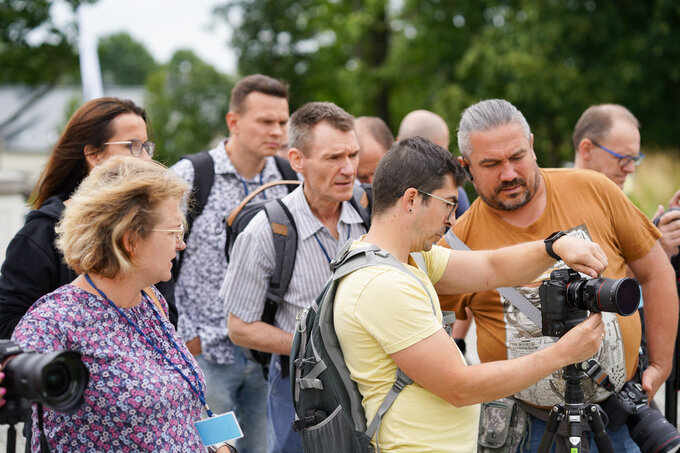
[290,242,454,453]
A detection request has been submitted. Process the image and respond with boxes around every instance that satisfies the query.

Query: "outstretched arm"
[435,234,607,295]
[391,313,604,406]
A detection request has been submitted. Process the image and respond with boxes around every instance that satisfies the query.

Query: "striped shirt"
[220,185,367,333]
[171,140,290,364]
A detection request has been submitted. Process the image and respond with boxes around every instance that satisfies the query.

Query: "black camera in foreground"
[539,269,639,337]
[603,381,680,453]
[0,340,89,421]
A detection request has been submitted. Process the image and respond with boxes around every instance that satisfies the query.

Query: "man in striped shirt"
[220,101,368,453]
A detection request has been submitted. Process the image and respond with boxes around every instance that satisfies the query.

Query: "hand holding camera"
[653,204,680,259]
[553,312,605,366]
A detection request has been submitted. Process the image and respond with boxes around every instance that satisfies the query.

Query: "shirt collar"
[211,138,281,182]
[287,185,365,240]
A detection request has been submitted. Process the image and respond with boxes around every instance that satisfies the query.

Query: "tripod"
[0,398,30,453]
[537,363,614,453]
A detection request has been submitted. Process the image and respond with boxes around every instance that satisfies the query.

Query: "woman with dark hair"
[0,97,177,338]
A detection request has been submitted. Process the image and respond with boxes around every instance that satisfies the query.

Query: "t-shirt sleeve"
[421,245,452,285]
[353,270,442,355]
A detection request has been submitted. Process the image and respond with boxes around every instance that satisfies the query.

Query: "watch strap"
[544,231,567,261]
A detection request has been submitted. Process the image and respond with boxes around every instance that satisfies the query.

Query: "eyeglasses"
[590,140,644,167]
[417,189,458,219]
[152,224,185,243]
[103,139,155,158]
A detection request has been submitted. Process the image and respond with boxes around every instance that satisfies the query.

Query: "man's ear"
[288,148,304,172]
[226,111,239,135]
[578,138,594,161]
[401,187,419,212]
[458,156,474,181]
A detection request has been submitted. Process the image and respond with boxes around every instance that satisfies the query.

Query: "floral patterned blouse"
[12,284,207,452]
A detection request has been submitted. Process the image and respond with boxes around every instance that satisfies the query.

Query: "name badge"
[194,411,243,446]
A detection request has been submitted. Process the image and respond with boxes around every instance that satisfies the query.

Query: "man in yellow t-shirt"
[438,99,677,452]
[334,136,610,452]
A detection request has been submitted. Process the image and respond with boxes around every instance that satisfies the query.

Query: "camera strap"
[444,230,543,328]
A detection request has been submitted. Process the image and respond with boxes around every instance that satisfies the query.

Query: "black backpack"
[224,183,373,378]
[172,150,298,279]
[289,242,450,453]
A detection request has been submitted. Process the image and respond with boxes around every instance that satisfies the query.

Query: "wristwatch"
[207,442,233,453]
[544,231,567,261]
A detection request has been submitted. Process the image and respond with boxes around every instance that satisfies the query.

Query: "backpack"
[172,150,298,279]
[289,241,450,453]
[224,183,373,378]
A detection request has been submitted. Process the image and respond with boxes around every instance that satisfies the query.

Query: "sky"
[51,0,238,75]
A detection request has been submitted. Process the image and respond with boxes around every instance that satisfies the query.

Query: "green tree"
[0,0,96,85]
[98,32,158,85]
[145,50,233,165]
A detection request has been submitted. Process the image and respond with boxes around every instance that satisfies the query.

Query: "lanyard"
[313,226,351,264]
[84,274,214,417]
[238,171,265,199]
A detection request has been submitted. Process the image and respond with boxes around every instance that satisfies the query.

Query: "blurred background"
[1,0,679,258]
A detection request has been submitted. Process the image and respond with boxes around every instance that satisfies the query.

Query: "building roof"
[0,85,144,154]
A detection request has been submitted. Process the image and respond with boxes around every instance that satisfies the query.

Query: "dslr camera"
[603,380,680,453]
[0,340,89,423]
[538,269,639,337]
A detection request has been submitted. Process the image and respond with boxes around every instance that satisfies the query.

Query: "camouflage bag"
[478,398,528,453]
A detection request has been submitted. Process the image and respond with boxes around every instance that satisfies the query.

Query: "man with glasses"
[333,136,609,452]
[573,103,680,259]
[438,99,676,452]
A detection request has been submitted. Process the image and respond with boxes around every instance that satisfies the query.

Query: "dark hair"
[372,137,465,215]
[229,74,289,114]
[289,102,355,156]
[30,97,147,209]
[355,116,394,151]
[573,104,639,150]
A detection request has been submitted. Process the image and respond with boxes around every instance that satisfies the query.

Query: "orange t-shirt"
[439,168,660,406]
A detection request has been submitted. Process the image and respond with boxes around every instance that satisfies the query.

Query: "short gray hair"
[457,99,531,157]
[288,102,355,156]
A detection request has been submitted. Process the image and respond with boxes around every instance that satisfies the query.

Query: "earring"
[409,209,412,213]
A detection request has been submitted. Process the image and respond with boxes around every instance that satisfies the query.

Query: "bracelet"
[544,231,567,261]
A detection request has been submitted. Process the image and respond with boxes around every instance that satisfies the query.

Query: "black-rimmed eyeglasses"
[103,139,155,158]
[590,140,644,167]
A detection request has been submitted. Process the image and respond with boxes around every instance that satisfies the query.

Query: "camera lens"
[4,350,89,412]
[567,277,639,316]
[628,405,680,453]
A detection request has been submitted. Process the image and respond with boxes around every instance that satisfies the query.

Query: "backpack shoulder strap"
[262,199,298,321]
[347,184,372,230]
[182,150,215,236]
[274,155,299,192]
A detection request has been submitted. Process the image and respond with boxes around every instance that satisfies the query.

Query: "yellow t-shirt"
[334,241,480,453]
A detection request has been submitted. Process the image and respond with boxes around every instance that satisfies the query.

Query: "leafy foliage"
[0,0,94,84]
[144,50,233,165]
[217,0,680,166]
[98,32,158,85]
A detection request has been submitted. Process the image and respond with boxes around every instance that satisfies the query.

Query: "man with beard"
[438,99,677,452]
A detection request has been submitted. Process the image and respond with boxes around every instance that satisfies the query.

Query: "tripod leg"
[586,405,613,453]
[537,406,563,453]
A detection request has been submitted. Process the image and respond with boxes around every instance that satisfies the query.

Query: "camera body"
[0,339,89,422]
[603,381,680,453]
[539,269,639,337]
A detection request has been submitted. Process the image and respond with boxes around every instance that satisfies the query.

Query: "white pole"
[77,3,103,101]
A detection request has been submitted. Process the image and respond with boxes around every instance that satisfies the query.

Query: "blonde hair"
[56,156,188,278]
